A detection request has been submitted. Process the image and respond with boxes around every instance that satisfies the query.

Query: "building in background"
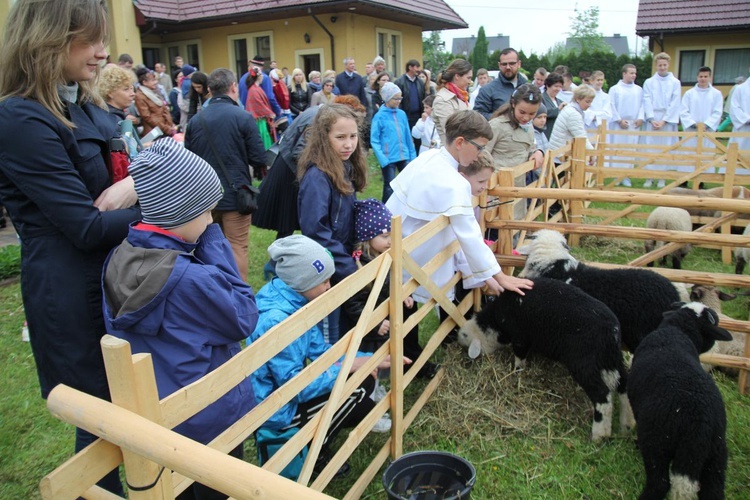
[451,34,510,59]
[636,0,750,96]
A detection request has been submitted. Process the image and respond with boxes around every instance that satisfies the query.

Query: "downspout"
[308,9,335,71]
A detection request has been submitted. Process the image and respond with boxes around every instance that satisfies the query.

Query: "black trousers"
[286,375,376,447]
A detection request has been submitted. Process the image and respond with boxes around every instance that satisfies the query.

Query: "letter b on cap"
[311,259,325,274]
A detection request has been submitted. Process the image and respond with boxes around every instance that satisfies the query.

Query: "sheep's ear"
[517,243,532,255]
[704,309,733,341]
[670,301,685,310]
[718,290,736,302]
[468,339,482,359]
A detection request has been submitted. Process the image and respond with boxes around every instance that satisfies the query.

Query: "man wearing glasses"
[474,48,528,120]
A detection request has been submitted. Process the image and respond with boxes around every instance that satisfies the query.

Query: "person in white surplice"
[679,66,724,174]
[729,78,750,153]
[608,64,644,187]
[640,52,682,187]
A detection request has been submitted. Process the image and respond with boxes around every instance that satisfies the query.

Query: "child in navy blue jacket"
[370,82,417,202]
[102,139,258,499]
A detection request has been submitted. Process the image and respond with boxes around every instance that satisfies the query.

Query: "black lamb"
[628,302,732,500]
[518,229,680,352]
[457,277,634,441]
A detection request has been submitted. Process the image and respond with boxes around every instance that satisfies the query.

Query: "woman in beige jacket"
[431,59,473,144]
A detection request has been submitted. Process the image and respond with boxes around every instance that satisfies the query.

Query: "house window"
[165,40,203,73]
[376,28,401,75]
[678,50,705,85]
[714,48,750,85]
[228,32,274,80]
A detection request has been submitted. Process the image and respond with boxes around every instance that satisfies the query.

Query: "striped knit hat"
[129,138,223,229]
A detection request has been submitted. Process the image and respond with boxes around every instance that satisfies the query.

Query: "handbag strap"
[198,111,238,190]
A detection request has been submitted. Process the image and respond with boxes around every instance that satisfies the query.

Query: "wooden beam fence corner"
[39,214,477,498]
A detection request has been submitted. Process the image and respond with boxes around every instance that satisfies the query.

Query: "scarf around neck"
[58,82,79,104]
[140,86,164,107]
[445,82,469,103]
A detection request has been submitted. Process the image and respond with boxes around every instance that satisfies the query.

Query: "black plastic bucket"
[382,451,476,499]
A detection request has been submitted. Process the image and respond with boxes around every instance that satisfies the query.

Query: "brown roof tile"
[636,0,750,34]
[134,0,467,29]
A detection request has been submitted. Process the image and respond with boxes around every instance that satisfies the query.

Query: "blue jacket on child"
[102,224,258,445]
[249,277,368,431]
[370,106,416,168]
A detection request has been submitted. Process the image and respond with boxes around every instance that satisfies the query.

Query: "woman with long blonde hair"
[288,67,311,119]
[0,1,139,493]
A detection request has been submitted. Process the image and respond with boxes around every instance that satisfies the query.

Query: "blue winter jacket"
[249,278,367,430]
[298,164,358,283]
[102,224,258,445]
[370,106,417,168]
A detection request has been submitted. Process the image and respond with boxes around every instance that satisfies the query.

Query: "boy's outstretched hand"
[484,272,534,296]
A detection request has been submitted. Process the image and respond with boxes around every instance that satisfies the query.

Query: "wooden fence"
[483,131,750,395]
[39,125,750,498]
[40,216,474,499]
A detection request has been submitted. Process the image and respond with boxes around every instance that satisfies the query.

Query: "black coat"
[184,95,266,211]
[394,74,425,122]
[288,84,311,116]
[0,97,140,399]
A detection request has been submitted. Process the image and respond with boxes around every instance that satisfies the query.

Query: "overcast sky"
[433,0,644,56]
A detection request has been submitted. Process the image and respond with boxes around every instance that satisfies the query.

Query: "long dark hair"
[189,71,209,104]
[491,83,542,128]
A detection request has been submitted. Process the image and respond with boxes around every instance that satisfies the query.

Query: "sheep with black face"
[628,302,732,499]
[518,229,680,352]
[457,277,633,441]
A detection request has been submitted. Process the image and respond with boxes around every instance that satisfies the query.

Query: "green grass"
[0,244,20,280]
[1,160,749,498]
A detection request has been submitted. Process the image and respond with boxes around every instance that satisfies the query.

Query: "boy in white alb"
[729,78,750,153]
[386,110,533,302]
[584,71,612,131]
[641,52,682,187]
[608,64,644,187]
[679,66,724,173]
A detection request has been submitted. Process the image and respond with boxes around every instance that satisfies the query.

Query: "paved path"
[0,221,19,248]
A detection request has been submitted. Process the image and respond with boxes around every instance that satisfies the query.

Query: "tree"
[469,26,490,71]
[422,31,453,75]
[567,6,612,54]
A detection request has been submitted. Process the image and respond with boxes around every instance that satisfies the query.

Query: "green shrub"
[0,245,20,280]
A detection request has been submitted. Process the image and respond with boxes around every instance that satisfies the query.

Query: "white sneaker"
[372,414,392,433]
[643,179,654,188]
[621,177,632,187]
[657,179,666,188]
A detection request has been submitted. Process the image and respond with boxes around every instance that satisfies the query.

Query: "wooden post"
[389,215,405,459]
[596,120,607,187]
[568,137,587,247]
[102,335,174,499]
[694,123,705,184]
[722,143,739,264]
[497,168,515,273]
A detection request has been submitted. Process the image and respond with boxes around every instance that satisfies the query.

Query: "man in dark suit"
[334,57,367,106]
[394,59,425,151]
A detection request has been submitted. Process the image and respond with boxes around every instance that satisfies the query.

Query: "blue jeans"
[381,160,407,202]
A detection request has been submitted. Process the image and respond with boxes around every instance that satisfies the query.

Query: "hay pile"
[417,345,594,440]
